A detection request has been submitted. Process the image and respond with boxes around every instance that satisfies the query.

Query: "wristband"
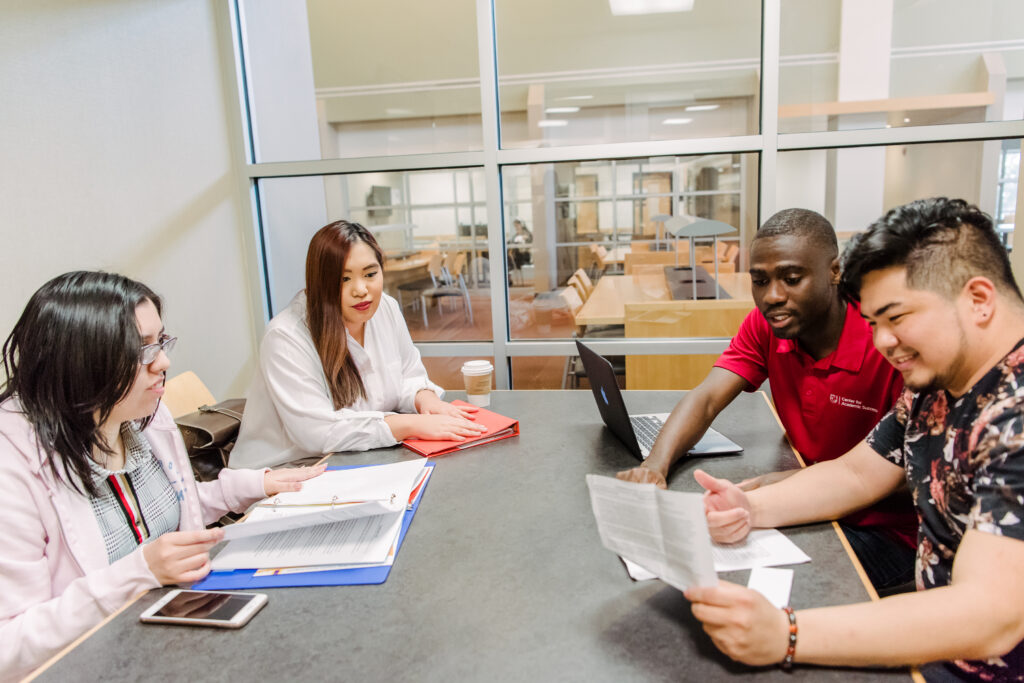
[781,606,797,671]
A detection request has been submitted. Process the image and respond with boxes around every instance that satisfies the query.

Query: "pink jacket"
[0,400,267,681]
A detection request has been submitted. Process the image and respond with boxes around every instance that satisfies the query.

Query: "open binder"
[192,462,433,589]
[403,400,519,457]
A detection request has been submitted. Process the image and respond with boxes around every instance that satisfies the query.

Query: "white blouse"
[230,292,443,468]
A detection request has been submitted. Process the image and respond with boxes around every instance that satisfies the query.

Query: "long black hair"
[0,271,162,496]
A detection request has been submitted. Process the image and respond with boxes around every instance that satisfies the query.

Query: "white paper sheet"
[212,460,426,570]
[586,474,717,591]
[268,459,425,507]
[221,460,425,542]
[622,557,658,581]
[711,529,811,572]
[249,467,435,577]
[211,509,404,570]
[747,566,794,608]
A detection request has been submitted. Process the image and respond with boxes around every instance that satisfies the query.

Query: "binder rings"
[192,462,433,590]
[403,401,519,457]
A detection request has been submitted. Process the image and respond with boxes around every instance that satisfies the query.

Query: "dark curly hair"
[839,197,1022,304]
[754,208,838,260]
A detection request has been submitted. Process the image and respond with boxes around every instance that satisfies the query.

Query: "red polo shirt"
[715,302,917,548]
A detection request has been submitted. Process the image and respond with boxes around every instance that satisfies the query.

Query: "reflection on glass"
[242,0,482,162]
[776,140,1021,251]
[503,154,758,340]
[510,356,600,391]
[495,0,761,148]
[779,0,1024,134]
[257,170,491,341]
[422,357,496,392]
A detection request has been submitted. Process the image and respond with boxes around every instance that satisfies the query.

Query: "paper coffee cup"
[461,360,493,407]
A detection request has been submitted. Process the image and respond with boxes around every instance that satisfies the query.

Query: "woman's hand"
[385,413,488,441]
[414,390,479,420]
[143,529,224,585]
[263,464,327,496]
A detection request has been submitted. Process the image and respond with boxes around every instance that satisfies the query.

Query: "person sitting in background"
[687,198,1024,680]
[509,218,533,267]
[0,271,322,680]
[618,208,916,593]
[232,220,485,469]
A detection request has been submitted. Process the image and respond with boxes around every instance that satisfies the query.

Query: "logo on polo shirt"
[829,393,877,413]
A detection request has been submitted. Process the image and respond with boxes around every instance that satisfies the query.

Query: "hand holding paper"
[586,474,717,591]
[685,580,791,667]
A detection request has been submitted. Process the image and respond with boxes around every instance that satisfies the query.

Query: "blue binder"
[192,462,433,590]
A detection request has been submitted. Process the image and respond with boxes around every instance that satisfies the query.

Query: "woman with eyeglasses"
[0,271,323,679]
[231,220,485,469]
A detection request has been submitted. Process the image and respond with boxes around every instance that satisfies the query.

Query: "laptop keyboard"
[630,415,665,454]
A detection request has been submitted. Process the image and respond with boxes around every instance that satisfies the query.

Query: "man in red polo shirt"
[618,208,917,592]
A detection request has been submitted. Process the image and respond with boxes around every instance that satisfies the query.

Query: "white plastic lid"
[461,360,494,375]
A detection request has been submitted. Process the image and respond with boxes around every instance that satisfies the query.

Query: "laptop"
[575,339,743,460]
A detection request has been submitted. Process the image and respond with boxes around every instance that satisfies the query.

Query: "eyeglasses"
[140,334,177,365]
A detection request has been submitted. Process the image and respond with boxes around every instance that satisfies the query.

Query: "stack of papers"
[212,460,429,572]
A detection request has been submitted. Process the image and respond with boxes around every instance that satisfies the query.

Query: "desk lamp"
[666,215,736,299]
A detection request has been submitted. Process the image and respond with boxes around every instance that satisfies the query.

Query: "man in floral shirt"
[684,198,1024,681]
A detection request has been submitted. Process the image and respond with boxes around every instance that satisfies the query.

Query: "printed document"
[221,460,425,541]
[710,529,810,572]
[212,460,426,570]
[586,474,717,591]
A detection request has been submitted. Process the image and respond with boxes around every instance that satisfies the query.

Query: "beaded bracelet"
[781,606,797,671]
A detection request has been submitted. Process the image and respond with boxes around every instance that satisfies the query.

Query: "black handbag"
[175,399,246,482]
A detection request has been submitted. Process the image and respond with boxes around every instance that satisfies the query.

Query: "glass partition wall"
[232,0,1024,390]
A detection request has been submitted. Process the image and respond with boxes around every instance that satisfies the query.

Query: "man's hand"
[737,469,796,492]
[685,581,790,666]
[694,469,752,543]
[616,465,667,488]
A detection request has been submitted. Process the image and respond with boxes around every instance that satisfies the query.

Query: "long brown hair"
[305,220,385,409]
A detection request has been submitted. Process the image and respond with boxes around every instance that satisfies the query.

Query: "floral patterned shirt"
[867,340,1024,682]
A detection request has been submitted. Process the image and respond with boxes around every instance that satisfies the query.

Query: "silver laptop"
[575,339,743,460]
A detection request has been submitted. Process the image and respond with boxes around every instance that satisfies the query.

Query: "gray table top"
[37,390,909,682]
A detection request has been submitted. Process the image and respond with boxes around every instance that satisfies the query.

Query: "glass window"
[257,169,491,342]
[775,139,1021,248]
[503,153,758,340]
[779,0,1024,134]
[422,356,496,391]
[494,0,761,148]
[241,0,482,162]
[510,356,605,390]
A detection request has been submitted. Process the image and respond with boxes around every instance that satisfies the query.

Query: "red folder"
[402,400,519,457]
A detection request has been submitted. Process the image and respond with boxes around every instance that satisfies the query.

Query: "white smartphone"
[139,589,268,628]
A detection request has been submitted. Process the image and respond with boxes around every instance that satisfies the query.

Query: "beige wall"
[0,0,260,398]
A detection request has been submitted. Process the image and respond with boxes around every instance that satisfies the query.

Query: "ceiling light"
[903,117,910,123]
[609,0,694,15]
[561,95,594,101]
[545,107,580,114]
[685,104,720,112]
[662,118,693,125]
[538,119,568,128]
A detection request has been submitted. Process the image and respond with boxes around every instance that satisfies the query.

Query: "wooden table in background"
[575,269,752,327]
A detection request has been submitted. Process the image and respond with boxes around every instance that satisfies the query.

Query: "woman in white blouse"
[231,221,486,468]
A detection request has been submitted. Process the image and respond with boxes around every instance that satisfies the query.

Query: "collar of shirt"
[772,301,870,373]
